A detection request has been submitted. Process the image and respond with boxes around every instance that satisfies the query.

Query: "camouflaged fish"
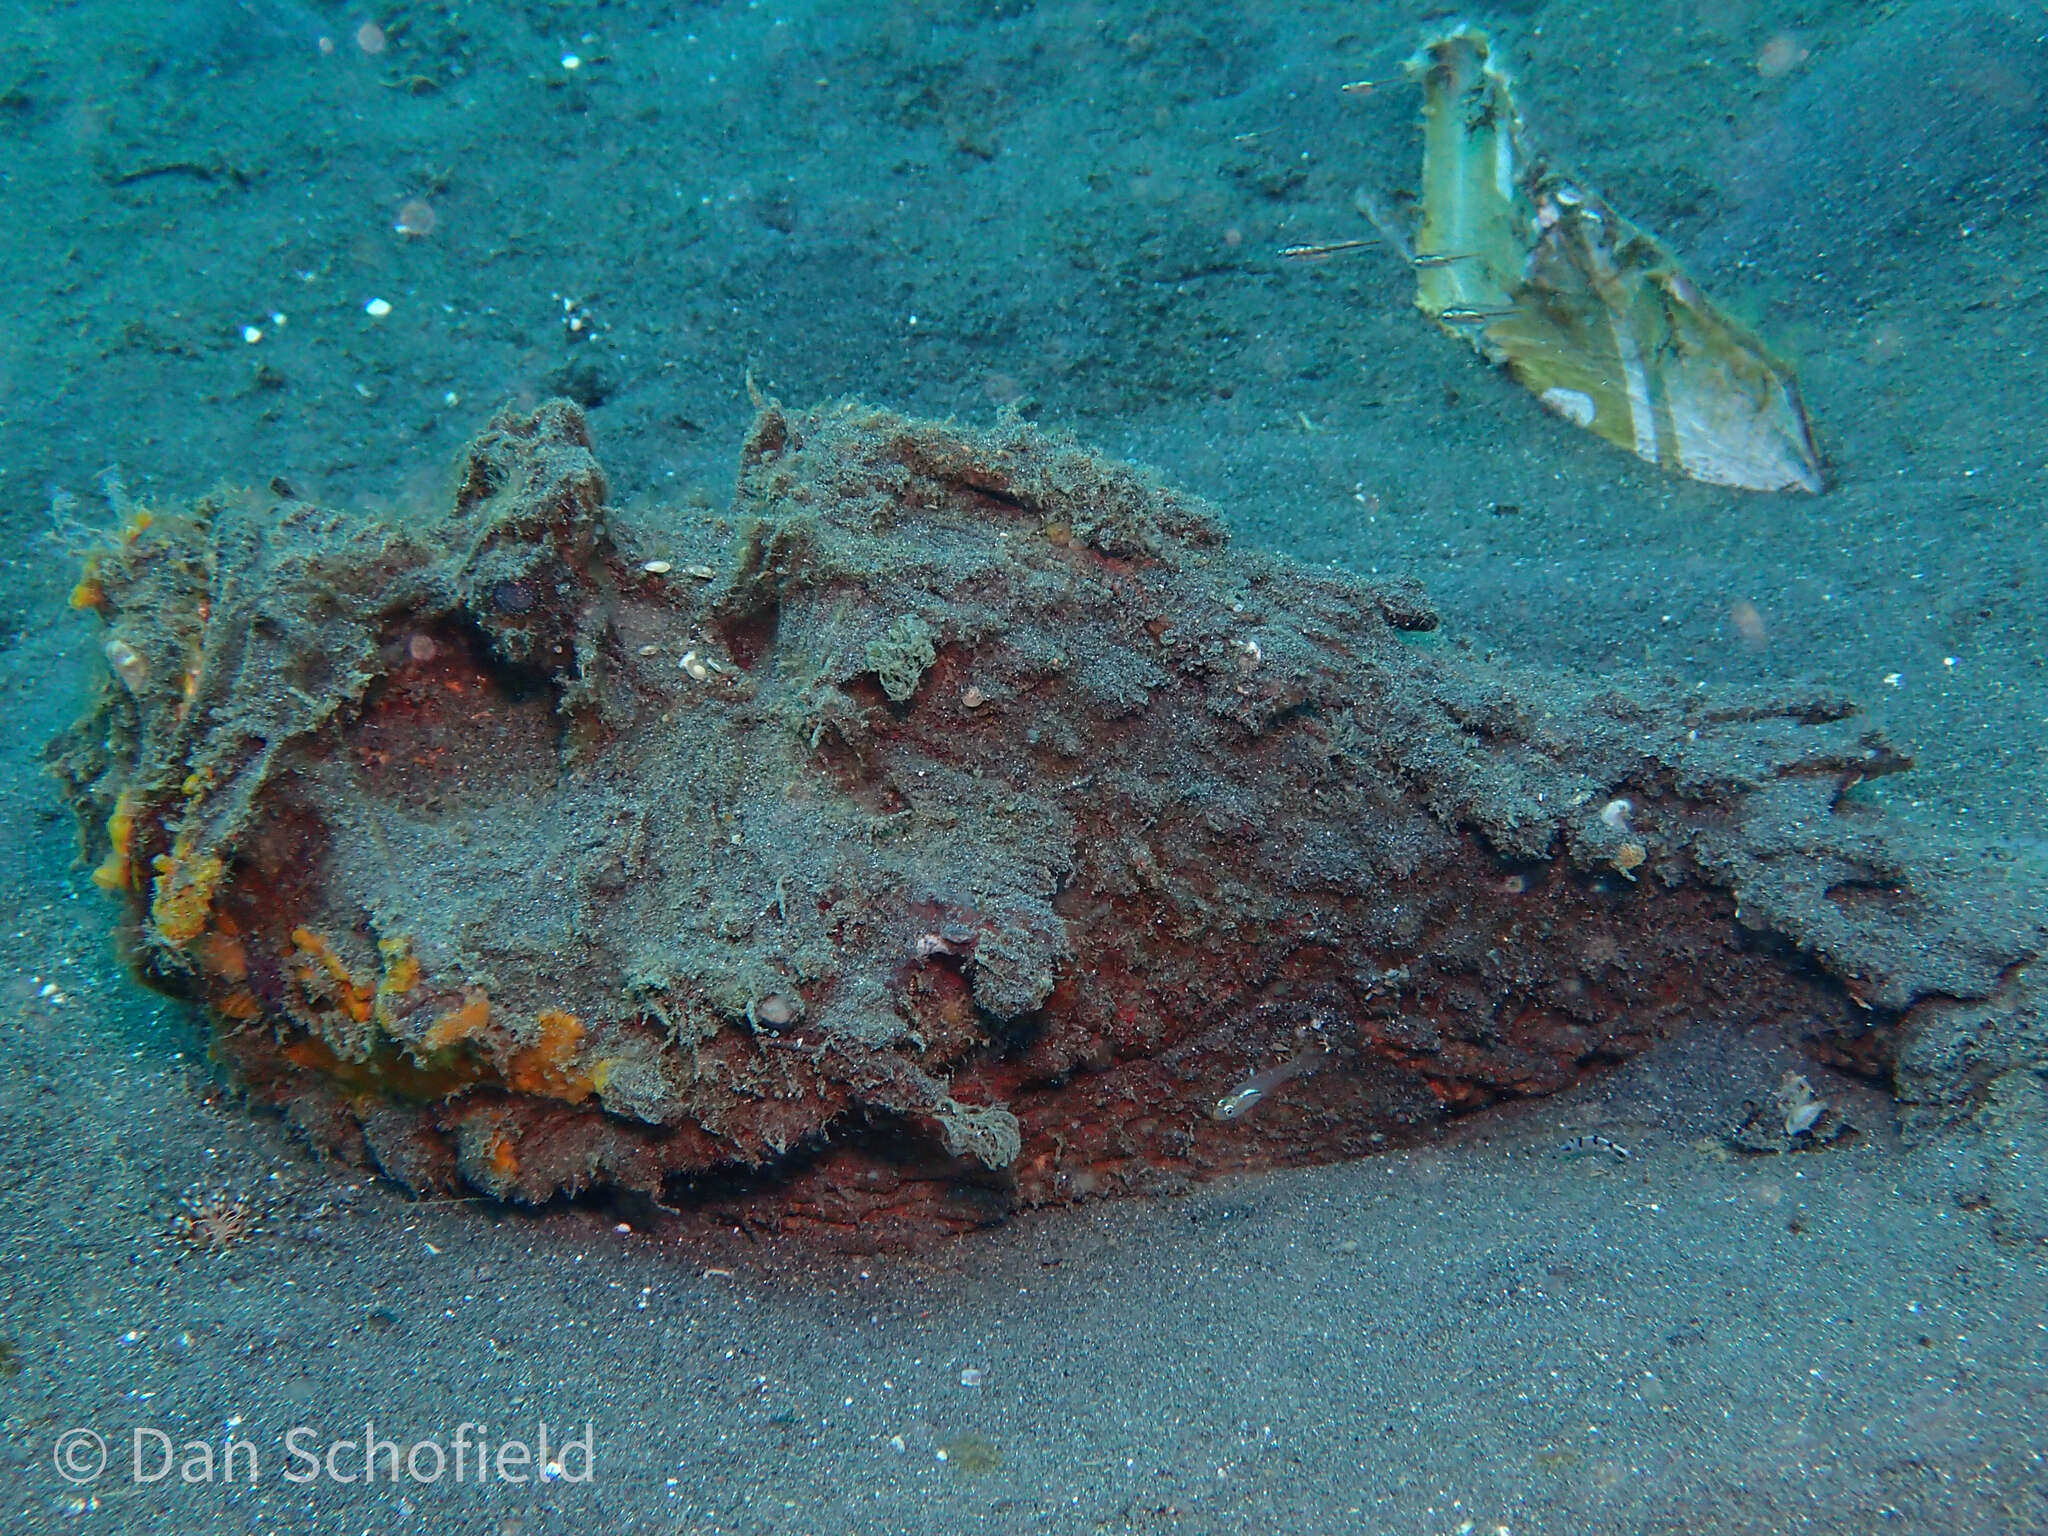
[1403,26,1824,493]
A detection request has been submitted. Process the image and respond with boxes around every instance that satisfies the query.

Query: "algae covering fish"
[1401,25,1824,493]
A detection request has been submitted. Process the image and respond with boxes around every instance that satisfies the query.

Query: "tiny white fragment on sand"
[642,559,672,574]
[241,325,263,344]
[364,297,393,318]
[562,53,582,70]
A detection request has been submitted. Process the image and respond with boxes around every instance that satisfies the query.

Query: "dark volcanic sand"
[1,2,2042,1532]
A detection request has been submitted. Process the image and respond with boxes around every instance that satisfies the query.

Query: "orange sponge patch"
[194,930,248,982]
[217,990,262,1021]
[289,927,375,1023]
[421,990,491,1052]
[91,789,141,893]
[371,935,423,1033]
[504,1009,594,1104]
[151,839,225,948]
[486,1130,521,1181]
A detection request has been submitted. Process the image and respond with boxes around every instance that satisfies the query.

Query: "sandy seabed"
[1,1,2042,1531]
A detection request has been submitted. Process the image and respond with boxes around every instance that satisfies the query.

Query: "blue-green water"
[2,3,2043,1532]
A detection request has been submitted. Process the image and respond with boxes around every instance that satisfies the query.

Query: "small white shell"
[104,638,149,692]
[1784,1099,1825,1137]
[750,992,800,1029]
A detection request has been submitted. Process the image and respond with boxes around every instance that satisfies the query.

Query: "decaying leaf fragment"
[1404,26,1824,493]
